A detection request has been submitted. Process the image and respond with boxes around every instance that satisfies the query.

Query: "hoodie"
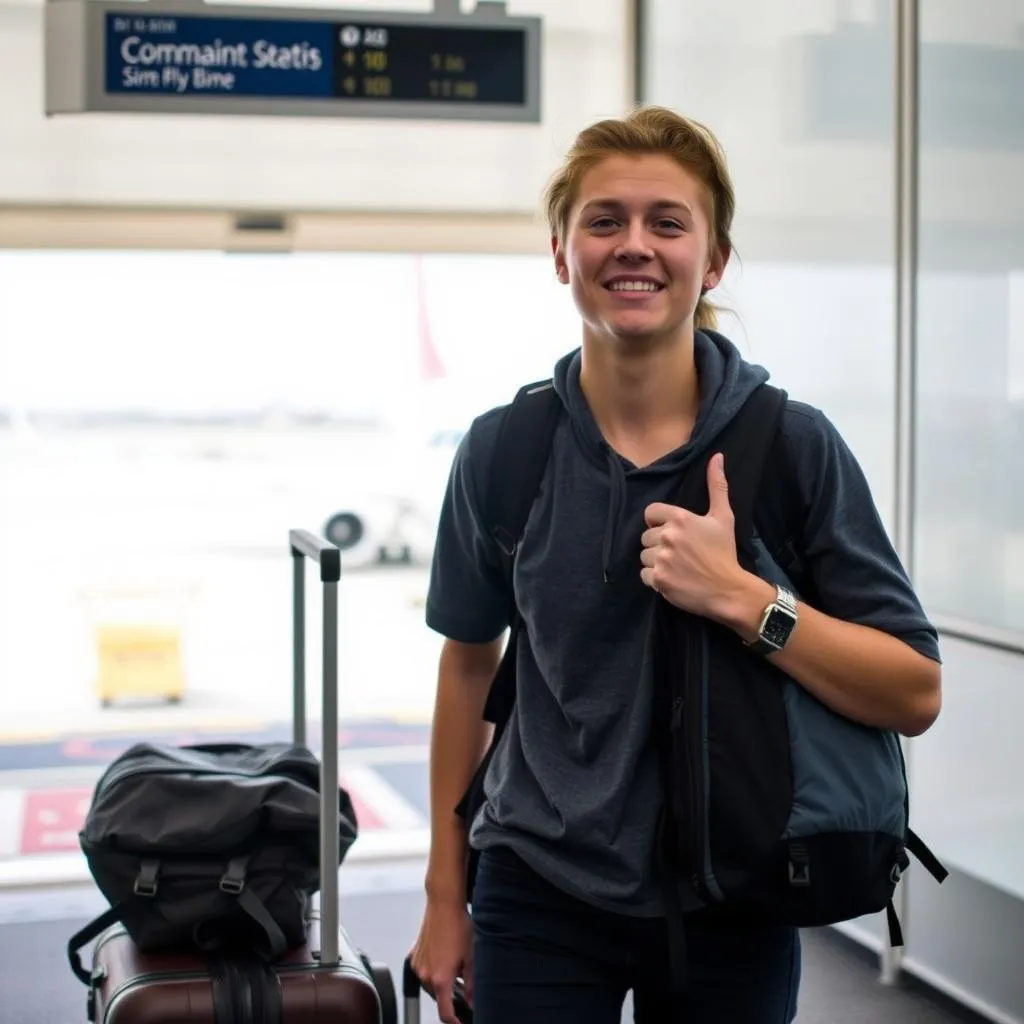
[424,330,939,917]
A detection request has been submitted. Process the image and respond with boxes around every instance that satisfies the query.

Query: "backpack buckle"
[787,842,811,887]
[788,861,811,887]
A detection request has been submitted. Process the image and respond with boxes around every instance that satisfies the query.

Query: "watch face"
[762,607,796,648]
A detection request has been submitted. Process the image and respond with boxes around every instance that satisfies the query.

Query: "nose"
[613,219,654,262]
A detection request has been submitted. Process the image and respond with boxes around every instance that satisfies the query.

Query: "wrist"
[716,571,777,642]
[425,845,469,905]
[425,873,467,906]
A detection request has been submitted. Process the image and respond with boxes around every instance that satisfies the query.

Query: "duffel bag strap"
[205,855,288,961]
[68,859,162,985]
[67,902,127,985]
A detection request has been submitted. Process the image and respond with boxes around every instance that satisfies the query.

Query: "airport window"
[0,248,575,873]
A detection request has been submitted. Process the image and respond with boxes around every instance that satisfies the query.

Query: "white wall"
[0,0,631,211]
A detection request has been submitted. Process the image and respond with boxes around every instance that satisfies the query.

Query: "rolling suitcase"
[76,529,398,1024]
[402,956,473,1023]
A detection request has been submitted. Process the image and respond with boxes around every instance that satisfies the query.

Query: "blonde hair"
[544,106,735,332]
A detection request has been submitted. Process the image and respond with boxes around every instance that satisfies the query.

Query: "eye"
[588,216,619,231]
[654,218,684,232]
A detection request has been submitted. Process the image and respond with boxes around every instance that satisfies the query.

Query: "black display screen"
[330,21,527,106]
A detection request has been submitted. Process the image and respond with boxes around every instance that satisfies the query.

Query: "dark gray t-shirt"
[425,331,940,918]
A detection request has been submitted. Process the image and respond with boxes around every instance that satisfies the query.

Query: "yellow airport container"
[80,584,194,708]
[95,624,185,707]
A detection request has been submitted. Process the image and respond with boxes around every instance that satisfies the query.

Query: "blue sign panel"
[103,12,527,106]
[105,14,334,97]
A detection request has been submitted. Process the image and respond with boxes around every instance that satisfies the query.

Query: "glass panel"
[642,0,898,529]
[910,0,1024,937]
[914,0,1024,634]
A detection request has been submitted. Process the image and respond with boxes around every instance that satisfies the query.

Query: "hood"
[551,329,770,581]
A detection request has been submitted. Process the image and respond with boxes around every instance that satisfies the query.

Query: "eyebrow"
[580,198,693,216]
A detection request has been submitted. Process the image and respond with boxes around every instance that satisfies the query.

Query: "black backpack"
[67,740,359,985]
[455,379,946,954]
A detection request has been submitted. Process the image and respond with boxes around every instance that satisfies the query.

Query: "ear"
[552,235,570,285]
[703,240,730,293]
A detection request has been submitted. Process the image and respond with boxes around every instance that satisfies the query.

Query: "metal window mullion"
[894,0,920,573]
[884,0,920,988]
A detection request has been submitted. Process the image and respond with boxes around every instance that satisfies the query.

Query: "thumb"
[706,453,731,518]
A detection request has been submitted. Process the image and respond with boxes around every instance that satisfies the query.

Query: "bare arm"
[424,636,504,904]
[720,573,942,737]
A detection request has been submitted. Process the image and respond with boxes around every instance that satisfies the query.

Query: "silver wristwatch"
[744,585,798,656]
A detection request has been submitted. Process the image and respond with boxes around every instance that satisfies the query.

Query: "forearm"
[718,573,941,737]
[425,639,499,903]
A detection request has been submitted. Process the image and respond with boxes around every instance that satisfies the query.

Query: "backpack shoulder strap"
[454,379,560,853]
[754,397,816,602]
[484,379,561,566]
[673,383,787,550]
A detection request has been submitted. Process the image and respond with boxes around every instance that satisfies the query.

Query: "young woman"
[408,105,942,1023]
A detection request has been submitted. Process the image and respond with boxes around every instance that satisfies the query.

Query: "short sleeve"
[783,402,941,663]
[424,408,512,643]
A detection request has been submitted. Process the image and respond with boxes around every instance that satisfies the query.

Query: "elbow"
[899,662,942,738]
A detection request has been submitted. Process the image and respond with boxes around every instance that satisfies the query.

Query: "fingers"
[437,985,457,1024]
[706,452,733,519]
[410,954,461,1023]
[643,501,675,528]
[421,968,457,1023]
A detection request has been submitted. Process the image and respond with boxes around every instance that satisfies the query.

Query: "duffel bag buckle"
[133,860,160,897]
[219,855,249,894]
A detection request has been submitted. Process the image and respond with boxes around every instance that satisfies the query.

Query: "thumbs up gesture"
[640,452,747,620]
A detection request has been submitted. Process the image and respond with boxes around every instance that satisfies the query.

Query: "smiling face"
[553,153,728,347]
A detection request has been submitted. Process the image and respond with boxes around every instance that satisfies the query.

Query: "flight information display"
[103,12,528,108]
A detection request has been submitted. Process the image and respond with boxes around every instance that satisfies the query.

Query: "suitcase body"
[91,917,381,1024]
[77,531,394,1024]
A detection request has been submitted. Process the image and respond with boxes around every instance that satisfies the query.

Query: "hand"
[408,896,474,1023]
[640,452,747,621]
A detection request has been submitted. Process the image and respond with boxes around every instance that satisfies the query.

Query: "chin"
[603,317,671,343]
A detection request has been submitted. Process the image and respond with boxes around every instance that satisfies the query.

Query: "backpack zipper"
[684,645,710,904]
[668,624,718,905]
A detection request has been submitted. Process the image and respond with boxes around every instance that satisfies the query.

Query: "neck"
[579,329,701,444]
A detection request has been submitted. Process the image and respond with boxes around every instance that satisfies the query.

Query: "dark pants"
[470,846,801,1023]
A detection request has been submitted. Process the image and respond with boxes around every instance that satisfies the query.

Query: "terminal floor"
[0,861,987,1024]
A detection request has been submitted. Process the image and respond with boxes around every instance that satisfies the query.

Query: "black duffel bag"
[67,740,359,984]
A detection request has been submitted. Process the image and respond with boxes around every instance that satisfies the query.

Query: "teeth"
[609,281,659,292]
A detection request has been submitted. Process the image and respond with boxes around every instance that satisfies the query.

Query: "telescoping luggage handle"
[289,528,343,968]
[402,956,473,1023]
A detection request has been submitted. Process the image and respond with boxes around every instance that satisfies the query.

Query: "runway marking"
[21,789,91,856]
